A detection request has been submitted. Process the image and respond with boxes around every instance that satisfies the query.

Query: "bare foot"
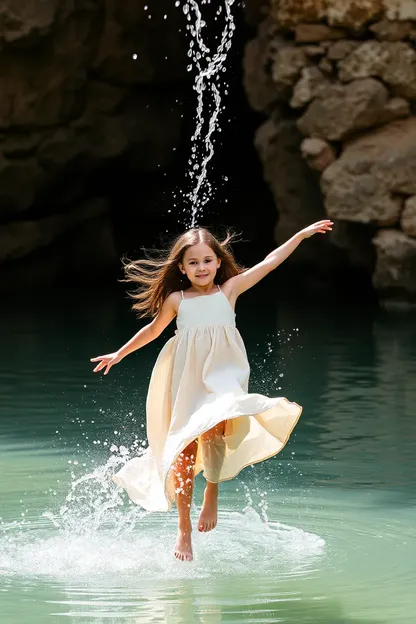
[198,485,218,532]
[174,528,193,562]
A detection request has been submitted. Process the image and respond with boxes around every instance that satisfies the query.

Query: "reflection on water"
[1,286,415,623]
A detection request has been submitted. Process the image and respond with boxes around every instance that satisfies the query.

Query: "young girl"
[91,220,332,562]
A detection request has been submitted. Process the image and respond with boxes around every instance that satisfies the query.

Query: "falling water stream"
[178,0,236,227]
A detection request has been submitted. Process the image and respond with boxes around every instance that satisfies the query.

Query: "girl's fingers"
[91,354,114,362]
[91,355,116,374]
[93,360,109,372]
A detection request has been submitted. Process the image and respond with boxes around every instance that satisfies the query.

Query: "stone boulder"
[327,40,360,61]
[338,41,416,100]
[317,57,334,75]
[270,44,307,101]
[369,19,415,41]
[372,229,416,305]
[401,196,416,237]
[0,198,110,263]
[0,0,59,45]
[297,78,390,141]
[254,117,331,266]
[271,0,416,29]
[243,20,282,113]
[301,137,336,171]
[302,44,326,58]
[0,201,118,291]
[0,0,187,287]
[321,118,416,225]
[294,23,345,42]
[244,0,416,303]
[290,66,329,108]
[377,97,410,125]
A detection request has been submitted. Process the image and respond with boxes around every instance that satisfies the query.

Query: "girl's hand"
[90,352,122,375]
[301,220,333,239]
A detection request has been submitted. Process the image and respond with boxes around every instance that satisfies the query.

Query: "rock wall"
[244,0,416,305]
[0,0,186,289]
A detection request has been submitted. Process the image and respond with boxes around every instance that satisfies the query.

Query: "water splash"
[176,0,236,227]
[0,428,324,580]
[0,466,324,580]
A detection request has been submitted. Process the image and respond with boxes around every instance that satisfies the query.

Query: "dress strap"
[217,284,221,292]
[180,290,184,299]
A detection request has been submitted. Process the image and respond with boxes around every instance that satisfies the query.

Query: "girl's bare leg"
[198,421,226,533]
[172,439,198,562]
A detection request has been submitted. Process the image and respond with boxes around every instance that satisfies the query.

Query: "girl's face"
[179,243,221,286]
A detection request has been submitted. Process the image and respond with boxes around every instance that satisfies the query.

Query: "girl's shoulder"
[220,277,239,311]
[166,290,183,314]
[220,278,234,297]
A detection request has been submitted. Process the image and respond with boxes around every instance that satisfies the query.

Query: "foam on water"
[0,508,324,582]
[0,453,324,581]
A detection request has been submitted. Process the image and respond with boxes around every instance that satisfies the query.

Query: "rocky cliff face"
[244,0,416,306]
[0,0,186,289]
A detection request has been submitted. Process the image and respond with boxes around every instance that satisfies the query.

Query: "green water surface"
[1,288,415,623]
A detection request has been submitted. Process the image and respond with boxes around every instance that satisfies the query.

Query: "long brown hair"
[122,227,245,318]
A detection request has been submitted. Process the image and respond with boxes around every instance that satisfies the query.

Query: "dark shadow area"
[92,5,277,267]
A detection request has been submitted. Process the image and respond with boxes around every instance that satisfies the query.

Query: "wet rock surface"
[244,0,416,305]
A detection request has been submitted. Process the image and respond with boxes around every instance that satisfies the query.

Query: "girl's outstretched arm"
[231,220,333,297]
[90,293,178,375]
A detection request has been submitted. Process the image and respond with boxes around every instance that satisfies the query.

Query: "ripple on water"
[0,505,325,583]
[1,483,416,622]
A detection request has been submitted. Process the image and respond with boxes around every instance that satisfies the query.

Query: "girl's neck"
[186,281,217,295]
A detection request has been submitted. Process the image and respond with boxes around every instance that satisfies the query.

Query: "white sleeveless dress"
[112,285,302,512]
